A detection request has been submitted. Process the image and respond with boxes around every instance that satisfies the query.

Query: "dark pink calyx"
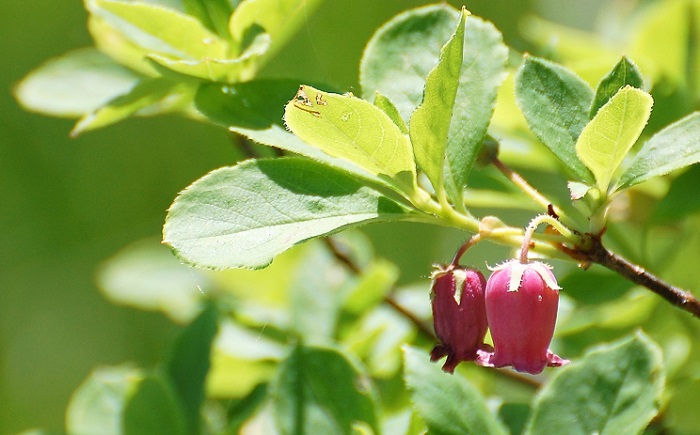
[484,260,569,375]
[430,264,491,373]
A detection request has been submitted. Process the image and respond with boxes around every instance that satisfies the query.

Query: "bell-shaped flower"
[430,264,491,373]
[484,259,569,374]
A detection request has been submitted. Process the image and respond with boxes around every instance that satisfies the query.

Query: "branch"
[579,235,700,318]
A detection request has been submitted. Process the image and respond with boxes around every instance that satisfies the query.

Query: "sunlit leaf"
[618,112,700,189]
[515,56,595,182]
[526,333,664,435]
[590,56,645,117]
[284,85,417,191]
[163,157,412,270]
[14,48,142,117]
[410,9,466,192]
[271,344,380,435]
[88,0,228,59]
[403,346,506,435]
[576,86,653,193]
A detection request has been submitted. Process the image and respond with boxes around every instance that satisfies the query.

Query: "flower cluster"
[430,258,569,375]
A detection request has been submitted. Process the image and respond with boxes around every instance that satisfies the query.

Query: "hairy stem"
[579,235,700,318]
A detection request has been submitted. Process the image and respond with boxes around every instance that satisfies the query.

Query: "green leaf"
[284,85,417,191]
[88,0,228,59]
[590,56,645,118]
[618,112,700,188]
[575,86,653,193]
[525,333,664,435]
[14,48,142,117]
[373,92,408,134]
[97,239,205,323]
[71,78,195,136]
[270,344,380,435]
[163,157,411,269]
[360,4,459,123]
[515,56,595,182]
[229,0,324,66]
[403,346,506,435]
[410,9,466,192]
[443,16,508,205]
[123,374,188,435]
[65,365,142,435]
[182,0,233,39]
[164,303,218,434]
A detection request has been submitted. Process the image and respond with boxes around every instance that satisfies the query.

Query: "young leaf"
[88,0,229,59]
[575,86,653,193]
[164,303,218,435]
[410,8,467,192]
[360,4,459,123]
[590,56,645,117]
[284,85,417,190]
[163,157,412,270]
[65,366,142,435]
[270,344,380,435]
[403,346,506,435]
[618,112,700,188]
[71,78,195,136]
[443,16,509,205]
[373,92,408,134]
[525,333,664,435]
[515,56,595,182]
[123,374,188,435]
[14,48,142,118]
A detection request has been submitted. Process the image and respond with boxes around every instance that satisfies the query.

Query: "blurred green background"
[0,1,606,433]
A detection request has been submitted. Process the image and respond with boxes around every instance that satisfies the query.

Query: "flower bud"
[484,260,569,374]
[430,264,490,373]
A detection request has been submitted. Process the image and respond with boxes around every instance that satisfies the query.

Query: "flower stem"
[520,214,578,263]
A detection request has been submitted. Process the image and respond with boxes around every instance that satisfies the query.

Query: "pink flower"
[430,264,491,373]
[484,260,569,374]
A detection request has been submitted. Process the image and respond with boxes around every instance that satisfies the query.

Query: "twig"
[580,235,700,318]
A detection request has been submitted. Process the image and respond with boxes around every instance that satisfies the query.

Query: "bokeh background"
[0,1,605,433]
